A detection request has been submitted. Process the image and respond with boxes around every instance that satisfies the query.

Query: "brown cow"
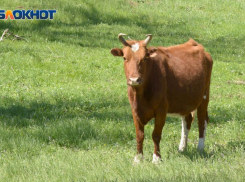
[110,33,213,164]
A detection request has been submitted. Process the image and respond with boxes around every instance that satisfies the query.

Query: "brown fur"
[111,38,213,158]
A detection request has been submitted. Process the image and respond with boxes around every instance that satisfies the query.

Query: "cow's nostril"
[136,78,141,83]
[129,77,141,83]
[129,77,142,86]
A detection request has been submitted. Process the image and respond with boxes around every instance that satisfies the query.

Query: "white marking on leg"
[133,154,143,165]
[203,95,207,100]
[131,43,139,52]
[197,120,207,150]
[152,153,161,164]
[179,117,189,152]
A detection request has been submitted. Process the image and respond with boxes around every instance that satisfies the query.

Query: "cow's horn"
[144,34,152,45]
[118,33,130,47]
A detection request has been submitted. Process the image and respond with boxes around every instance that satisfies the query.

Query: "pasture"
[0,0,245,181]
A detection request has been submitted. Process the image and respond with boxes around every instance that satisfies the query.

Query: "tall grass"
[0,0,245,181]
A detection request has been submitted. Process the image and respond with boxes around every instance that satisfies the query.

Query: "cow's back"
[155,39,213,115]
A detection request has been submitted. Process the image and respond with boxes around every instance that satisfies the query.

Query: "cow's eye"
[123,57,126,61]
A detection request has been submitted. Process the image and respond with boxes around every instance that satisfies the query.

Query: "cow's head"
[111,33,153,87]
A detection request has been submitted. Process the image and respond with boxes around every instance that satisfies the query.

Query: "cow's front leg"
[133,114,145,164]
[152,113,166,164]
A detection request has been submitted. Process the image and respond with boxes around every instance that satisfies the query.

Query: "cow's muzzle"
[128,77,142,87]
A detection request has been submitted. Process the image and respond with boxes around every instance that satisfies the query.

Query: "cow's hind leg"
[179,112,194,152]
[197,94,209,151]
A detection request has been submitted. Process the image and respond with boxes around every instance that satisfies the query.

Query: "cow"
[110,33,213,164]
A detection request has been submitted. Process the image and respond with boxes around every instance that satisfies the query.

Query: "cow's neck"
[131,84,147,99]
[128,59,161,123]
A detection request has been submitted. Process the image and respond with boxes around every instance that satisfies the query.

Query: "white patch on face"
[152,153,161,164]
[197,120,207,150]
[133,154,143,165]
[179,117,189,152]
[131,43,139,52]
[203,95,207,100]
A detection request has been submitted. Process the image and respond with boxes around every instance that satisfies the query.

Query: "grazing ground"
[0,0,245,181]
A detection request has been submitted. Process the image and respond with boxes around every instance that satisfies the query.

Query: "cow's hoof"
[133,154,143,165]
[152,153,161,164]
[178,146,186,153]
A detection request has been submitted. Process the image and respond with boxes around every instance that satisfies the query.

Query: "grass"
[0,0,245,181]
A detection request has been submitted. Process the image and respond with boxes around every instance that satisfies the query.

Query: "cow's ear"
[147,47,158,57]
[111,48,123,57]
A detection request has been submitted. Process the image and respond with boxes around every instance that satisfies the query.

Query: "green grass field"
[0,0,245,181]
